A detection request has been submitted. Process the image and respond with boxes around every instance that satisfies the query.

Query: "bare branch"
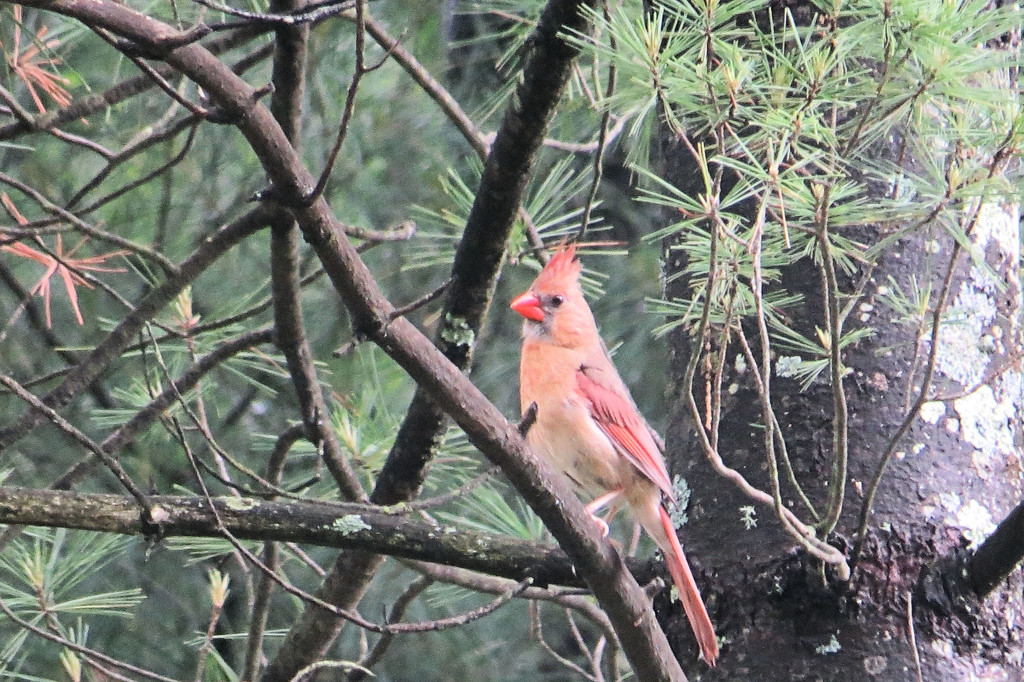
[271,211,365,500]
[968,497,1024,597]
[351,576,432,679]
[0,486,668,588]
[359,13,487,159]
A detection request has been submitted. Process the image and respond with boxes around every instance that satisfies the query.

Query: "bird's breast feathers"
[525,395,623,498]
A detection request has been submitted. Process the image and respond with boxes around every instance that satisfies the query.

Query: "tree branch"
[10,1,686,677]
[265,0,364,501]
[0,26,268,142]
[359,14,487,159]
[968,497,1024,597]
[0,486,666,587]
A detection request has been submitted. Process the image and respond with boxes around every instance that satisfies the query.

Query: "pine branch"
[0,486,664,587]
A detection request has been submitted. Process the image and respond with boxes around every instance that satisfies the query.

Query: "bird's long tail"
[638,501,719,666]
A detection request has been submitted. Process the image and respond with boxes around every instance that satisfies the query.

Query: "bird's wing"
[575,365,674,498]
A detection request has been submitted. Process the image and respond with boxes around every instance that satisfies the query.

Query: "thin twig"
[406,466,499,511]
[145,326,291,501]
[390,278,450,320]
[736,328,819,520]
[577,1,616,242]
[747,190,816,557]
[403,558,615,643]
[0,373,150,510]
[344,218,416,244]
[359,13,487,159]
[306,0,367,203]
[566,605,602,678]
[481,115,627,154]
[335,272,445,358]
[350,576,433,680]
[0,171,179,275]
[73,123,202,221]
[192,267,325,336]
[815,186,850,537]
[285,542,328,577]
[93,28,211,118]
[0,595,177,682]
[532,602,598,681]
[0,85,115,158]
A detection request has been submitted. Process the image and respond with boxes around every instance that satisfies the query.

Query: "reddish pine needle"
[1,193,127,326]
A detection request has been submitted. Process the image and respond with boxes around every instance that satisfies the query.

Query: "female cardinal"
[511,244,718,666]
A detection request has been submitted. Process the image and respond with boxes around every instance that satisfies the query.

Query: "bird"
[510,243,719,666]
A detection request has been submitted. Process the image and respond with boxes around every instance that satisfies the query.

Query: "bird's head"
[510,244,597,347]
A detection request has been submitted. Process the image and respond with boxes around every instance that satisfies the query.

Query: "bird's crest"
[534,243,581,290]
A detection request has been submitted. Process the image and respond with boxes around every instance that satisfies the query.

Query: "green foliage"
[411,155,611,282]
[438,483,546,541]
[572,0,1022,379]
[0,529,143,617]
[0,529,145,676]
[163,537,261,565]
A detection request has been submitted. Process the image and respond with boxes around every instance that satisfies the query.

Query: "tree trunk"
[657,120,1024,681]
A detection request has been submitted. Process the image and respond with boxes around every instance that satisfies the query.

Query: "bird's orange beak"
[510,291,544,321]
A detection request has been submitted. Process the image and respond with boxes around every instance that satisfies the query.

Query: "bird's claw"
[517,402,538,436]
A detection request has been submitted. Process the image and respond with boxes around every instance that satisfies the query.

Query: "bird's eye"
[549,295,564,308]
